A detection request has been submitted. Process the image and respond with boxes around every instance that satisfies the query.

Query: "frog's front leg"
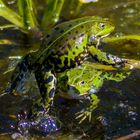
[76,94,100,123]
[31,65,57,118]
[88,45,125,66]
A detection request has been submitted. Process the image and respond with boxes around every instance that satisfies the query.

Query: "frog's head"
[88,19,115,45]
[69,79,97,95]
[66,66,103,96]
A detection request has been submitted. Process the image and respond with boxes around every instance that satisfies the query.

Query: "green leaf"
[0,39,16,45]
[0,0,24,29]
[41,0,64,31]
[0,24,17,29]
[17,0,38,29]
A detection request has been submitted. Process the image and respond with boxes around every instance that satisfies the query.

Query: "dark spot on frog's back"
[74,56,80,65]
[49,88,55,98]
[61,46,65,50]
[42,66,51,72]
[64,57,68,66]
[56,59,62,64]
[47,41,52,45]
[70,59,75,67]
[54,26,59,30]
[76,46,78,49]
[46,34,50,38]
[93,55,98,61]
[73,37,76,40]
[83,46,86,50]
[68,24,72,27]
[80,33,84,37]
[67,44,71,49]
[20,62,27,72]
[60,29,64,33]
[45,76,54,84]
[64,50,68,55]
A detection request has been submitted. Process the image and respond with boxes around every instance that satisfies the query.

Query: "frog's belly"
[57,89,89,100]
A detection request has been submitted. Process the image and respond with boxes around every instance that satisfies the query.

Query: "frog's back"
[35,16,104,63]
[41,16,102,48]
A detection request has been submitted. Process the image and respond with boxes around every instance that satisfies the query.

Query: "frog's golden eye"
[100,23,105,28]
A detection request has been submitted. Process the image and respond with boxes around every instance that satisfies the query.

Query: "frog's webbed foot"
[75,109,92,124]
[31,113,61,134]
[12,109,60,135]
[75,94,100,124]
[75,104,98,124]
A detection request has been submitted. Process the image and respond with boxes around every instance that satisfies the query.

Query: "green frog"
[5,16,125,119]
[56,61,129,123]
[9,60,129,124]
[11,61,129,134]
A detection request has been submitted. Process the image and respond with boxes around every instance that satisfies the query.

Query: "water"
[0,0,140,139]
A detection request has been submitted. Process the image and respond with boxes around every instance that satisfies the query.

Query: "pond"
[0,0,140,139]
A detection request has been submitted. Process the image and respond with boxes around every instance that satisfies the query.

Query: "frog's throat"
[96,33,110,48]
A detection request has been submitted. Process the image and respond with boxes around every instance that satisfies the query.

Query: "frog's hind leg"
[32,65,57,117]
[3,54,33,96]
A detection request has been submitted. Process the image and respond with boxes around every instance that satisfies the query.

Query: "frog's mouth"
[98,27,114,37]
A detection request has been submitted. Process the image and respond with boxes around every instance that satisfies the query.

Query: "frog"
[9,61,129,125]
[4,16,125,119]
[56,61,130,123]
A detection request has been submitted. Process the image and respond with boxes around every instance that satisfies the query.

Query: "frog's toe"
[75,110,92,124]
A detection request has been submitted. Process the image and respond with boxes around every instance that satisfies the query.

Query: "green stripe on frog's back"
[33,16,104,64]
[41,16,102,48]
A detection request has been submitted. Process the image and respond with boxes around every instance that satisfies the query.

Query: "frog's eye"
[80,80,85,85]
[100,23,105,28]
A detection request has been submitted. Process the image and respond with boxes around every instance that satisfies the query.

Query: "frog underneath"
[5,16,125,119]
[6,61,129,124]
[57,61,129,123]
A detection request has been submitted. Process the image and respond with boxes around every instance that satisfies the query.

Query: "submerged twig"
[116,130,140,140]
